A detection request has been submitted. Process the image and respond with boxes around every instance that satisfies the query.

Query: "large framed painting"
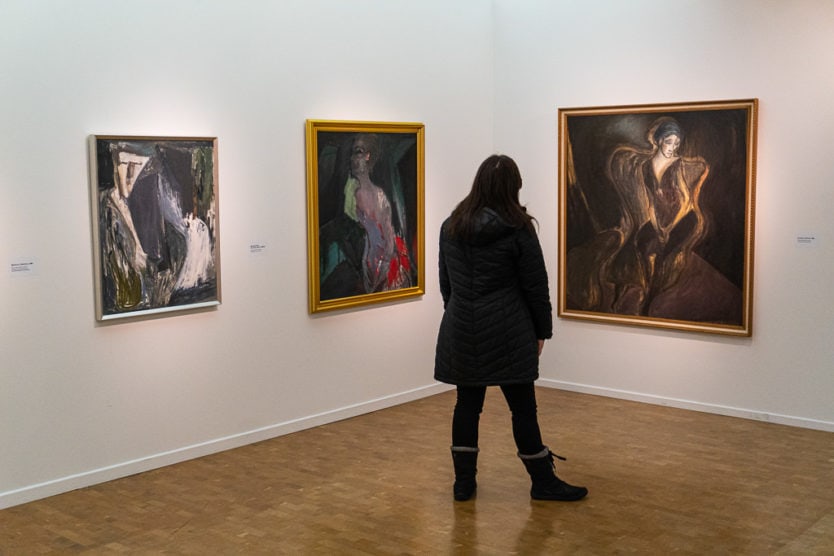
[305,120,425,313]
[558,99,757,336]
[89,135,220,321]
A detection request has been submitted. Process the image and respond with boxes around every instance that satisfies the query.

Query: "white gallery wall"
[1,0,832,510]
[0,0,493,508]
[493,0,834,427]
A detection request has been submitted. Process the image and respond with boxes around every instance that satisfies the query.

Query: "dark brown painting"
[558,100,757,336]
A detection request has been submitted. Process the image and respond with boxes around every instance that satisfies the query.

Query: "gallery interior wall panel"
[492,0,834,429]
[0,0,493,508]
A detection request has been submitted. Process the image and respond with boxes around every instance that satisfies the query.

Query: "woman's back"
[441,208,522,300]
[435,208,551,387]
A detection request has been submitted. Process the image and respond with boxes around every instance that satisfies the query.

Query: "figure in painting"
[99,150,149,311]
[566,116,742,323]
[347,134,412,293]
[606,117,708,314]
[318,133,415,300]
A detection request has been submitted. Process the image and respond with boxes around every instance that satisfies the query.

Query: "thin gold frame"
[557,99,757,336]
[305,120,425,313]
[89,135,221,321]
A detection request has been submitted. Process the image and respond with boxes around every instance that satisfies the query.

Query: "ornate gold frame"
[557,99,757,336]
[305,120,425,313]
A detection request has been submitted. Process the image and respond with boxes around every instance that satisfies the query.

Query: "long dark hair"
[446,154,535,239]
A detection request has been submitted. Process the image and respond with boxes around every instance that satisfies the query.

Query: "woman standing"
[435,154,588,502]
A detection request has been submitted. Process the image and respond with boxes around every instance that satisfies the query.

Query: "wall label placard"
[796,233,819,248]
[9,257,38,277]
[249,242,267,255]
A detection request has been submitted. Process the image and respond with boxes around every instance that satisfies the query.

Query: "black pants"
[452,383,544,456]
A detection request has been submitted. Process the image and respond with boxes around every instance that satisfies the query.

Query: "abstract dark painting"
[305,120,425,313]
[558,100,757,336]
[90,136,220,320]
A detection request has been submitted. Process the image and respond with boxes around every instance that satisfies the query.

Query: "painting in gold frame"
[558,99,757,336]
[305,120,425,313]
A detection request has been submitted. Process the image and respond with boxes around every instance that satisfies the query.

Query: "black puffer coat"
[434,208,553,386]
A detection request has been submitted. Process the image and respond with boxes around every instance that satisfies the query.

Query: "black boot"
[519,446,588,501]
[450,446,478,501]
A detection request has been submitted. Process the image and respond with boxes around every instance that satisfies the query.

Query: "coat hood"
[470,208,516,246]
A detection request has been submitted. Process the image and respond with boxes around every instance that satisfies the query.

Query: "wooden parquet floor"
[2,388,833,554]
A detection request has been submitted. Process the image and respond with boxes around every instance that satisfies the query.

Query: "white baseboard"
[13,379,824,511]
[0,382,453,510]
[538,379,834,433]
